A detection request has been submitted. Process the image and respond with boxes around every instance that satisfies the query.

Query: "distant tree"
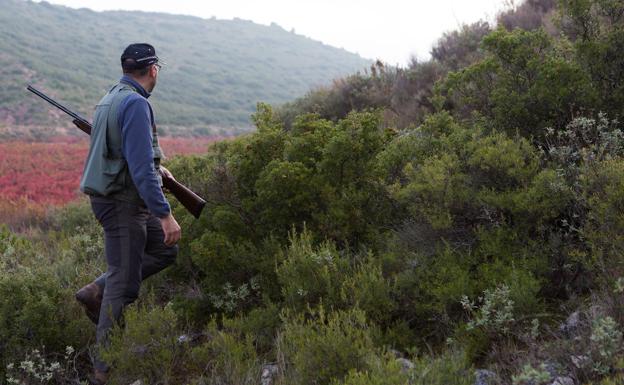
[559,0,624,119]
[430,21,492,72]
[442,28,596,140]
[497,0,558,32]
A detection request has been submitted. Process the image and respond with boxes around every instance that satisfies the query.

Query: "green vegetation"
[0,0,369,135]
[4,0,624,384]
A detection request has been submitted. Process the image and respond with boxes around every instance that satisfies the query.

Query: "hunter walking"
[75,43,181,385]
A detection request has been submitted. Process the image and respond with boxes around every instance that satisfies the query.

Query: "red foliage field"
[0,136,218,209]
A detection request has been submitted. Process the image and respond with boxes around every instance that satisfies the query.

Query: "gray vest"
[80,82,163,205]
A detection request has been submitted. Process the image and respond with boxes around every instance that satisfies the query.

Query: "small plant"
[208,278,260,313]
[461,284,515,335]
[614,277,624,294]
[331,353,410,385]
[530,318,540,339]
[512,363,552,385]
[590,316,622,375]
[5,346,76,385]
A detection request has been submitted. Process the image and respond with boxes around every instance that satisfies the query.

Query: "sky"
[36,0,512,67]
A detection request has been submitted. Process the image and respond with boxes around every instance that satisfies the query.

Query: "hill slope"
[0,0,370,134]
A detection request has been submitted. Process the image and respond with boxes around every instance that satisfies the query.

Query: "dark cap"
[121,43,159,70]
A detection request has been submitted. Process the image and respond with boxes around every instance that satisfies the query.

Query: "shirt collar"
[120,75,151,99]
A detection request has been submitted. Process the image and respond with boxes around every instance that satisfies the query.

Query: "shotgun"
[27,85,206,219]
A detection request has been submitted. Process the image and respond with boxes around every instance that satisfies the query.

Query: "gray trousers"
[89,196,178,372]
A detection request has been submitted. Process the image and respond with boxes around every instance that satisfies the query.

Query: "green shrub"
[277,230,349,312]
[340,255,395,326]
[589,316,622,375]
[188,320,260,385]
[582,159,624,279]
[331,354,410,385]
[0,227,92,380]
[408,350,474,385]
[397,152,470,230]
[255,160,319,231]
[512,363,552,385]
[220,301,282,355]
[333,349,473,385]
[443,28,596,138]
[278,307,375,385]
[102,302,263,385]
[101,304,184,384]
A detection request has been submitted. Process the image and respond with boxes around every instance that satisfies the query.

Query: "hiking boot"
[75,282,102,325]
[88,369,108,385]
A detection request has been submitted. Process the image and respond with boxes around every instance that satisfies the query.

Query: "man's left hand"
[159,166,175,181]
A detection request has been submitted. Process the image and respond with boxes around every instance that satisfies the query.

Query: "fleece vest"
[80,82,163,204]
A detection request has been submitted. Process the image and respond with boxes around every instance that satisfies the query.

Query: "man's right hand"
[160,213,181,246]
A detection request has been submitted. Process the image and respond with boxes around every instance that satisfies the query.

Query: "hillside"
[7,0,624,384]
[0,0,370,135]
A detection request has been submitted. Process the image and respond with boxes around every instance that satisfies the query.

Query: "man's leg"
[90,198,148,374]
[78,213,178,323]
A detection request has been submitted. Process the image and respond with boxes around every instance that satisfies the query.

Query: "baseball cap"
[121,43,159,70]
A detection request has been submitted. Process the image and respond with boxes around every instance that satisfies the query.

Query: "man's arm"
[119,96,181,245]
[119,95,170,217]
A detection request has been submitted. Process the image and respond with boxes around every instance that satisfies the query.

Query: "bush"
[442,28,596,139]
[512,363,552,385]
[332,355,410,385]
[189,320,260,385]
[589,316,622,375]
[277,230,349,312]
[102,303,263,385]
[278,307,375,385]
[101,303,186,384]
[582,158,624,280]
[340,255,395,326]
[334,350,474,385]
[408,350,474,385]
[0,227,93,381]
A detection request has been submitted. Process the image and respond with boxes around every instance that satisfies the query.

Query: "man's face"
[147,63,160,92]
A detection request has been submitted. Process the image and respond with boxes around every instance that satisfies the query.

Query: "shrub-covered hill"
[278,0,624,135]
[0,0,370,134]
[4,0,624,384]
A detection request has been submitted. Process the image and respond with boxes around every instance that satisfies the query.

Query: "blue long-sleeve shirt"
[116,75,171,218]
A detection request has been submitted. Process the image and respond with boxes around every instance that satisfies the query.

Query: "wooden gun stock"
[161,174,206,219]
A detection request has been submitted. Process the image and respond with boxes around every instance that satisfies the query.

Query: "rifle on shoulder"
[27,85,206,219]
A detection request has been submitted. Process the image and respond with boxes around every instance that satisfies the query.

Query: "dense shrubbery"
[3,0,624,383]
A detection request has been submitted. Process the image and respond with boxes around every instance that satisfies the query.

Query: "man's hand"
[160,213,181,246]
[159,166,175,181]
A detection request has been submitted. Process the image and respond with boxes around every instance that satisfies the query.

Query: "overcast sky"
[37,0,512,66]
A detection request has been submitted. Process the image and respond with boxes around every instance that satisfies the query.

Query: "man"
[76,43,181,385]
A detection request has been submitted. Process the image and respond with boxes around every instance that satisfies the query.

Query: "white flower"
[19,360,34,371]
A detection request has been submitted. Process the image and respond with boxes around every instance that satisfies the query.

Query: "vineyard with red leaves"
[0,136,219,226]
